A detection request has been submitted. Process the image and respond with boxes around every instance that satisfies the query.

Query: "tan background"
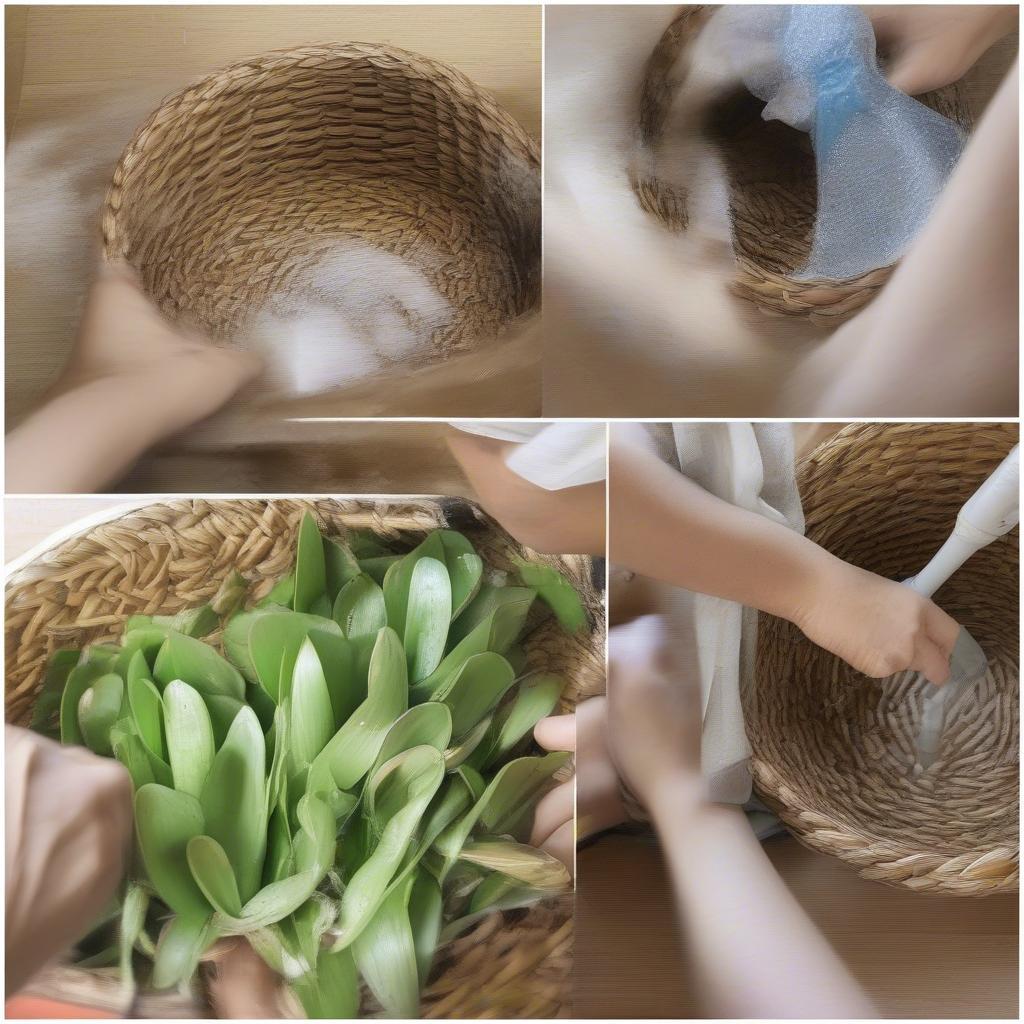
[5,5,542,491]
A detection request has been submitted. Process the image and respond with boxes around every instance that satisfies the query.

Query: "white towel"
[647,422,804,803]
[451,422,607,492]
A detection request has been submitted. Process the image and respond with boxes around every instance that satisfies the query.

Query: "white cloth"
[451,422,606,492]
[647,423,804,803]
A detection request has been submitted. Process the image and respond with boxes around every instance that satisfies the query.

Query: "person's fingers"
[530,779,574,847]
[540,819,575,877]
[925,601,961,656]
[914,636,952,687]
[534,713,576,753]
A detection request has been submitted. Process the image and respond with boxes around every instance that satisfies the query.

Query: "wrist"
[645,766,707,824]
[760,534,847,630]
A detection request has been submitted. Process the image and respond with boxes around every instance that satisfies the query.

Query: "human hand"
[7,260,263,492]
[5,726,133,995]
[57,260,263,438]
[605,615,704,817]
[790,560,960,684]
[867,4,1017,94]
[529,714,575,874]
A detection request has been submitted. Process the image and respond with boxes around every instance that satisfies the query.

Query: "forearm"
[7,379,165,493]
[609,431,836,623]
[448,431,605,556]
[649,781,877,1019]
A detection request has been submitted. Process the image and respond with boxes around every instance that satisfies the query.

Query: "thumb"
[534,713,576,753]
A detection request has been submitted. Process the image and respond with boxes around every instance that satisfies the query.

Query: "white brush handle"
[906,445,1019,598]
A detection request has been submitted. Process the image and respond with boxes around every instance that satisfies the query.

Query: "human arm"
[867,5,1017,95]
[447,429,605,556]
[5,727,133,995]
[6,262,262,493]
[606,615,877,1019]
[609,424,959,682]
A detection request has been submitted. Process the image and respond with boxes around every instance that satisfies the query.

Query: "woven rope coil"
[749,423,1019,895]
[102,44,540,352]
[5,497,601,1017]
[634,6,973,324]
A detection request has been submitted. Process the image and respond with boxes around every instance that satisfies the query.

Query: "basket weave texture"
[750,423,1019,894]
[634,6,973,324]
[102,44,540,351]
[5,497,602,1017]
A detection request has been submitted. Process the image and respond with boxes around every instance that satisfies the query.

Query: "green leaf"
[292,947,360,1019]
[153,631,245,701]
[333,573,387,639]
[186,835,243,917]
[119,883,149,999]
[127,675,165,761]
[201,705,267,902]
[370,704,452,781]
[264,806,294,886]
[77,673,124,756]
[163,680,215,799]
[60,657,112,747]
[212,570,249,618]
[290,637,335,770]
[432,652,516,739]
[459,838,571,892]
[403,557,452,682]
[470,673,565,770]
[324,537,362,600]
[359,554,401,585]
[295,511,327,614]
[205,694,245,747]
[216,794,335,933]
[331,747,444,950]
[352,874,420,1019]
[134,784,210,919]
[444,713,493,769]
[292,892,338,968]
[225,609,341,702]
[449,584,536,647]
[111,729,156,790]
[441,875,546,943]
[514,559,587,633]
[415,592,535,700]
[259,573,296,609]
[128,603,219,639]
[151,913,212,990]
[434,752,570,876]
[309,631,364,730]
[310,627,408,792]
[408,868,443,987]
[383,533,445,637]
[31,649,79,738]
[348,531,394,558]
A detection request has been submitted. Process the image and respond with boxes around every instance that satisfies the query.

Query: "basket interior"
[634,7,974,282]
[106,45,540,350]
[751,427,1019,861]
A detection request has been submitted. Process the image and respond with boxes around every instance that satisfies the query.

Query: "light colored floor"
[576,832,1019,1019]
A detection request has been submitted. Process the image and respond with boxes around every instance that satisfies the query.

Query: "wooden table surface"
[576,832,1018,1019]
[5,5,542,490]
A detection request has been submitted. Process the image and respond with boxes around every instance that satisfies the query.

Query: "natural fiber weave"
[5,497,600,1017]
[634,6,973,323]
[102,44,540,352]
[749,423,1019,894]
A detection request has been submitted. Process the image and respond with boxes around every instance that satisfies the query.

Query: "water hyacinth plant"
[42,512,584,1017]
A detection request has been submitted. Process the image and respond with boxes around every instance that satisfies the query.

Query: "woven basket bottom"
[756,626,1018,856]
[130,174,536,349]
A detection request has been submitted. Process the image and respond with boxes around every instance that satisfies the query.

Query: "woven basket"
[634,6,973,324]
[749,423,1019,894]
[102,44,540,353]
[5,497,603,1017]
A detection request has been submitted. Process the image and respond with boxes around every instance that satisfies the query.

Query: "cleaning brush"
[903,445,1019,768]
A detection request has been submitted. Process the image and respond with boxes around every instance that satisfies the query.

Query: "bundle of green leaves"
[39,512,585,1018]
